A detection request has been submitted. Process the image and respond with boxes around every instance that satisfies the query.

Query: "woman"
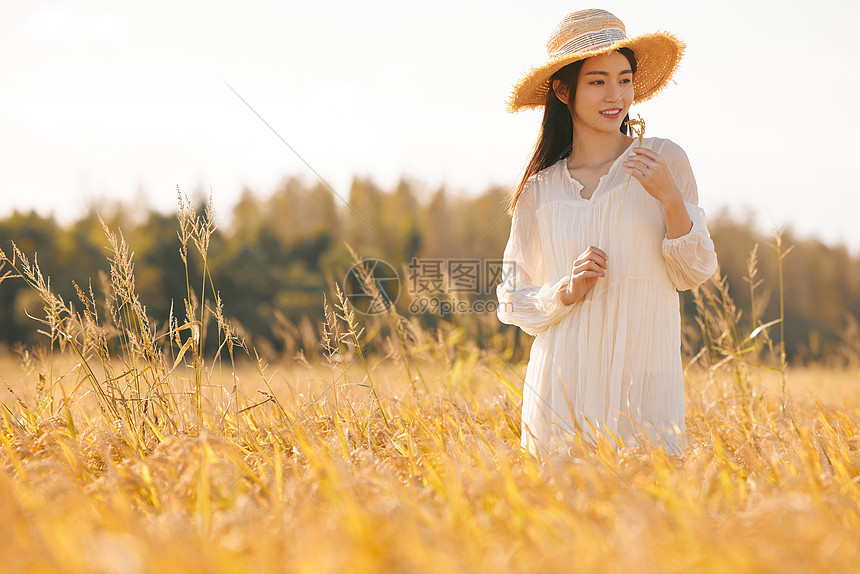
[497,9,718,456]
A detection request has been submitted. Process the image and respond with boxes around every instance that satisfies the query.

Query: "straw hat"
[508,9,685,112]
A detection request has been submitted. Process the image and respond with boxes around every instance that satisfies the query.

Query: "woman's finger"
[578,246,608,264]
[578,270,603,280]
[630,147,662,161]
[574,253,607,270]
[581,251,608,266]
[590,254,608,269]
[624,166,647,179]
[573,260,600,274]
[585,245,608,261]
[626,159,658,172]
[574,260,606,276]
[622,163,648,176]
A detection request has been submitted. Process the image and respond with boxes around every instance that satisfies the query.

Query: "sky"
[2,0,859,251]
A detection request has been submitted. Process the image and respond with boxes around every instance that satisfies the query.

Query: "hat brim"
[507,31,685,113]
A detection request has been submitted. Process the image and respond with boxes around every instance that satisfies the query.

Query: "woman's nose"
[605,84,623,102]
[612,82,633,103]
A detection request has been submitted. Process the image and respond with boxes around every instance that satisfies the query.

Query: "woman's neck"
[568,128,633,169]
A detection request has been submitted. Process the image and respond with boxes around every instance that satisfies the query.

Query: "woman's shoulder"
[644,137,693,172]
[523,157,568,196]
[520,158,568,208]
[526,157,567,186]
[644,136,687,157]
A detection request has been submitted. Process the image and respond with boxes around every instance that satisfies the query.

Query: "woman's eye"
[591,80,604,85]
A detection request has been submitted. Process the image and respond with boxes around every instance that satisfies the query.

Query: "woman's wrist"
[662,195,693,239]
[659,191,685,213]
[558,285,576,306]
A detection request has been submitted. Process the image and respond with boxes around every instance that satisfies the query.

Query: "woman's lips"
[600,108,622,119]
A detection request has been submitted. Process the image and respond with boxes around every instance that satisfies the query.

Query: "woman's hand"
[622,147,693,239]
[559,246,608,306]
[622,147,682,205]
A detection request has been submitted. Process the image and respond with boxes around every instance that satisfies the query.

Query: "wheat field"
[1,201,859,573]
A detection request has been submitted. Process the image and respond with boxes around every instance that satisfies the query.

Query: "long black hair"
[508,47,637,213]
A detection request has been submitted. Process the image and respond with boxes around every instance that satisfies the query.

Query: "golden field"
[2,349,860,573]
[1,204,860,573]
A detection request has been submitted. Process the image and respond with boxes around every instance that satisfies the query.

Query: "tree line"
[1,176,858,365]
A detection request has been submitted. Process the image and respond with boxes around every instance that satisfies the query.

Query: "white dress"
[496,137,718,456]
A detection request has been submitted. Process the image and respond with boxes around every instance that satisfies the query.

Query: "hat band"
[550,27,626,58]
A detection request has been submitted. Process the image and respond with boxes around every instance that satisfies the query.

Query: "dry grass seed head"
[626,115,646,145]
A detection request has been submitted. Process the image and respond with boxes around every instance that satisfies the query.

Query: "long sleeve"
[660,143,718,291]
[496,183,574,336]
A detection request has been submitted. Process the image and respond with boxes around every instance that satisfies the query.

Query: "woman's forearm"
[662,196,693,239]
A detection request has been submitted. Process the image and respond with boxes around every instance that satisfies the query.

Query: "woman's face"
[571,51,634,135]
